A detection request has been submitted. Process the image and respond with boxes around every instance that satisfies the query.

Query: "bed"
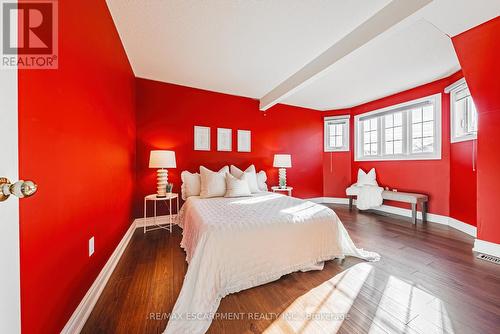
[164,192,379,334]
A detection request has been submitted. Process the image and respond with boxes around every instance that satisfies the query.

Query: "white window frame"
[324,115,350,152]
[354,93,442,161]
[446,78,478,143]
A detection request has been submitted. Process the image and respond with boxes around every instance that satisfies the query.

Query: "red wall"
[18,1,136,333]
[453,17,500,243]
[323,71,478,223]
[323,109,353,198]
[450,140,477,226]
[135,79,323,217]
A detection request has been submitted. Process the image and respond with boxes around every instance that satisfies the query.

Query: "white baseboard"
[473,239,500,257]
[448,217,477,238]
[61,215,177,333]
[61,221,137,334]
[312,196,477,238]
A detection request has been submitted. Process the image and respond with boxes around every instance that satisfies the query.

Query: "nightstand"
[271,186,293,196]
[143,193,179,234]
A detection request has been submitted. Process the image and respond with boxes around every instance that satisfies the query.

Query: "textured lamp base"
[156,169,168,198]
[279,168,287,189]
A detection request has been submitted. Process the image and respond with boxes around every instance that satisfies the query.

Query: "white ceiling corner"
[106,0,500,111]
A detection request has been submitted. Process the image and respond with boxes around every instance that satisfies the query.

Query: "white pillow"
[200,166,229,198]
[257,171,268,191]
[224,173,251,197]
[230,164,259,193]
[180,171,201,200]
[357,168,378,186]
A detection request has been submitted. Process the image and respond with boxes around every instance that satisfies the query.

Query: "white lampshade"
[149,150,176,168]
[273,154,292,168]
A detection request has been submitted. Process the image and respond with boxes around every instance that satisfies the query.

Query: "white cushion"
[257,171,268,191]
[200,166,229,198]
[224,173,251,197]
[230,164,259,193]
[181,171,201,200]
[357,168,378,186]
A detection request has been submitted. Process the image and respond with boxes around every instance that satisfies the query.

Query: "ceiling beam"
[259,0,433,111]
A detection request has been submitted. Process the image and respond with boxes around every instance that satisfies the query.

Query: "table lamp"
[273,154,292,189]
[149,150,176,198]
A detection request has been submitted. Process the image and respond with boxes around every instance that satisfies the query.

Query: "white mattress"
[164,192,379,334]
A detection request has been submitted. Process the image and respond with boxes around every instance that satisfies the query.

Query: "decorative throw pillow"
[230,164,259,193]
[357,168,378,186]
[181,171,201,200]
[257,171,268,191]
[224,173,251,197]
[200,166,229,198]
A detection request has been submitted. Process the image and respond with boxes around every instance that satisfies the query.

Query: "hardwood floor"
[82,205,500,334]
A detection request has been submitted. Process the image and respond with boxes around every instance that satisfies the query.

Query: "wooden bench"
[347,189,428,225]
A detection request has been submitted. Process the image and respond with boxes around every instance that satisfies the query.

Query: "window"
[363,118,378,156]
[324,115,349,152]
[447,78,478,143]
[411,105,434,153]
[384,112,403,155]
[354,93,441,161]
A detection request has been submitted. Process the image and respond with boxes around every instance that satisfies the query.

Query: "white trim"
[61,215,180,333]
[473,239,500,258]
[451,133,477,144]
[324,115,350,121]
[448,217,477,237]
[354,93,442,161]
[444,77,466,94]
[62,216,181,333]
[314,197,477,237]
[0,2,20,331]
[61,221,137,334]
[370,205,476,237]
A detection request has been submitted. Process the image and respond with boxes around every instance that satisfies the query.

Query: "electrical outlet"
[89,237,94,257]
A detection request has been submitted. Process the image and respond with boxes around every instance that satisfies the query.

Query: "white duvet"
[164,193,379,334]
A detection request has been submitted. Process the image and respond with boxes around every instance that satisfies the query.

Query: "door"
[0,20,20,334]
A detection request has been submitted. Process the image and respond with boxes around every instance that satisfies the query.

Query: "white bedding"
[164,192,380,334]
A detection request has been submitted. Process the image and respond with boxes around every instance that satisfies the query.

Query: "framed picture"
[217,128,232,151]
[194,126,210,151]
[237,130,251,152]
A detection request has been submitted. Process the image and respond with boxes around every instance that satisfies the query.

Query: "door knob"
[0,177,38,201]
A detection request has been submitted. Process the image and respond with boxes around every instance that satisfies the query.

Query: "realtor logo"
[1,0,58,69]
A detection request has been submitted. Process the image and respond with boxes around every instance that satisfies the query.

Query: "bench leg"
[411,203,417,225]
[422,201,428,223]
[348,196,353,211]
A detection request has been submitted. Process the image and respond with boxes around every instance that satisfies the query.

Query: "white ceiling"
[106,0,500,110]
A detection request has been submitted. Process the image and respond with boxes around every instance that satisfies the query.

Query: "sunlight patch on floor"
[405,298,456,334]
[264,264,455,334]
[263,263,373,334]
[368,275,455,334]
